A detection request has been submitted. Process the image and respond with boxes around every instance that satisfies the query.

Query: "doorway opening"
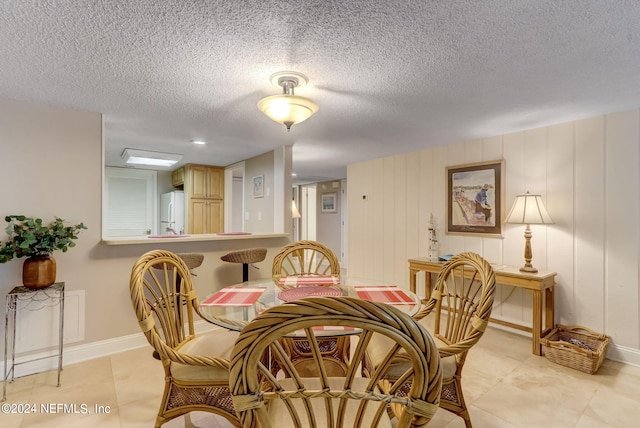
[224,162,245,232]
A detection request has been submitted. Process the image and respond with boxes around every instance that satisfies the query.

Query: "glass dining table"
[199,276,422,377]
[198,276,422,336]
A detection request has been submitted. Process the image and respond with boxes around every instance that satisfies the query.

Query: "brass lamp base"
[519,224,538,274]
[519,265,538,273]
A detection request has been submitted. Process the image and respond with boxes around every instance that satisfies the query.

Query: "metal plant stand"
[3,282,64,401]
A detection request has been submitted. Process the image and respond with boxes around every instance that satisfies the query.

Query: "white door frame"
[301,184,317,241]
[341,179,348,269]
[224,162,245,232]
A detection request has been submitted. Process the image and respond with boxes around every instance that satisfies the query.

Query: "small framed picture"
[446,160,504,237]
[252,175,264,198]
[321,193,337,213]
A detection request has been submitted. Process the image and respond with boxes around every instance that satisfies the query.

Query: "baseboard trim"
[606,343,640,368]
[2,320,220,379]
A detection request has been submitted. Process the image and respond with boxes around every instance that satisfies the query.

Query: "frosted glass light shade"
[121,148,182,167]
[257,94,319,130]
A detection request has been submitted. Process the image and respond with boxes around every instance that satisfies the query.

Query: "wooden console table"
[409,257,556,356]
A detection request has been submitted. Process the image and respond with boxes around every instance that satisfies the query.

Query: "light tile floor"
[2,327,640,427]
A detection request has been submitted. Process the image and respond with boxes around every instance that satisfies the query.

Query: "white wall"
[316,180,343,262]
[242,147,293,235]
[347,109,640,365]
[244,151,275,233]
[232,176,244,231]
[0,97,290,365]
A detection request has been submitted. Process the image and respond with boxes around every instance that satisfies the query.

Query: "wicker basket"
[541,324,610,374]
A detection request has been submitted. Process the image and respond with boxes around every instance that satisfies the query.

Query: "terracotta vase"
[22,256,57,289]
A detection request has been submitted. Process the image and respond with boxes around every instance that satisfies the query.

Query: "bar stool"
[176,253,204,272]
[220,248,267,282]
[149,252,204,279]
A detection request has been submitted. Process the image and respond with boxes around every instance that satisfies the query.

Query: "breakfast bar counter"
[100,233,289,245]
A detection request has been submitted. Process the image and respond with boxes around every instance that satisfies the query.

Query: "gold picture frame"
[446,160,504,237]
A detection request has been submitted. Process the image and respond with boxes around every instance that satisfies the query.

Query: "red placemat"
[311,325,356,332]
[355,286,414,305]
[278,286,342,302]
[201,286,266,306]
[278,275,340,288]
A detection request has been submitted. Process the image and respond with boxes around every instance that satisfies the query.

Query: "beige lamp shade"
[291,199,302,218]
[257,94,319,131]
[505,192,553,273]
[505,192,553,225]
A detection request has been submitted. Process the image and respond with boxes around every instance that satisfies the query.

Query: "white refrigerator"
[160,191,185,234]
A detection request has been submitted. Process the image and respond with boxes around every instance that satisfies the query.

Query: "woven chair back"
[272,240,340,287]
[130,249,198,358]
[420,252,496,358]
[229,296,442,428]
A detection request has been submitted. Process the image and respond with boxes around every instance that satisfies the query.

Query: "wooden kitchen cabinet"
[187,164,223,199]
[181,164,224,234]
[188,198,223,234]
[171,166,185,187]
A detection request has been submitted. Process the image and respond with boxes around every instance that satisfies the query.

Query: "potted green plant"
[0,215,87,289]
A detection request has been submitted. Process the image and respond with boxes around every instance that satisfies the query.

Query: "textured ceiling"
[1,1,640,183]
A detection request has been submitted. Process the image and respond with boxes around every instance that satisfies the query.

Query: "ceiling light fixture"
[257,71,319,131]
[121,148,182,167]
[192,140,206,145]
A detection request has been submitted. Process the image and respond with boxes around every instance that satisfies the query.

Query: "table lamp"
[291,199,301,241]
[291,199,302,219]
[505,192,553,273]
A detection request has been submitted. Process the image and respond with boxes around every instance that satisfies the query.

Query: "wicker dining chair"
[271,240,341,288]
[364,252,496,428]
[271,240,346,377]
[229,296,442,428]
[129,249,240,427]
